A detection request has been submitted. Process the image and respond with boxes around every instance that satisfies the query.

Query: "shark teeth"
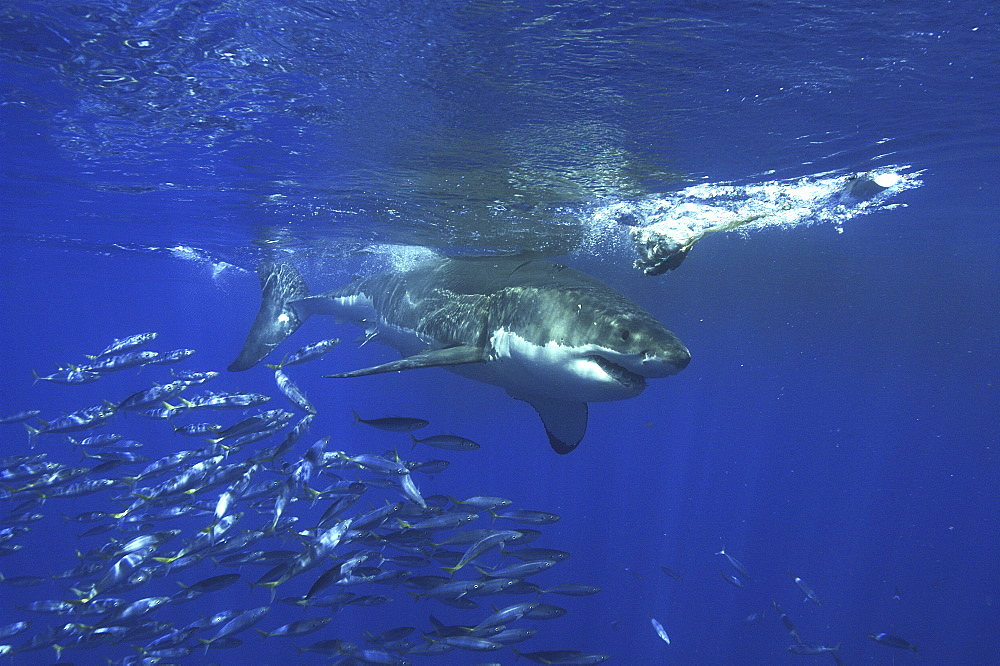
[589,355,646,392]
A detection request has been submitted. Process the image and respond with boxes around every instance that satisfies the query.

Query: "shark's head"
[490,283,690,403]
[587,309,691,382]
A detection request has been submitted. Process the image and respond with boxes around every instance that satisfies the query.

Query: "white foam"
[167,245,248,284]
[575,167,923,272]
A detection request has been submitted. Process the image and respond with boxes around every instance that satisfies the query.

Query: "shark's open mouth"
[590,355,647,392]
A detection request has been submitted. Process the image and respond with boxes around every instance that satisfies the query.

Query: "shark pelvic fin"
[323,345,487,378]
[228,263,311,372]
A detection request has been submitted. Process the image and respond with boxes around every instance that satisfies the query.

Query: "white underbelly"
[486,328,643,403]
[356,321,642,404]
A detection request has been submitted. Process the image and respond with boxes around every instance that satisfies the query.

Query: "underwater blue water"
[1,1,998,664]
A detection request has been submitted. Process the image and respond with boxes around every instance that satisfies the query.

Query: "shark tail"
[228,263,311,372]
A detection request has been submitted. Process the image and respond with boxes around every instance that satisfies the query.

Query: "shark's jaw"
[589,354,648,393]
[484,328,683,403]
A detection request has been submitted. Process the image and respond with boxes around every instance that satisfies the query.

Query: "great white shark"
[229,257,690,454]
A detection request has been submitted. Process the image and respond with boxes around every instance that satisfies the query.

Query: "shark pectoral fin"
[323,345,487,379]
[514,394,588,455]
[228,263,311,372]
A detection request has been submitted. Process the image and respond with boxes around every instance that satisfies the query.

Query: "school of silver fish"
[1,332,610,665]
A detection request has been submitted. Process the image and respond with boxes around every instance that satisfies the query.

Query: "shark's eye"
[620,329,630,341]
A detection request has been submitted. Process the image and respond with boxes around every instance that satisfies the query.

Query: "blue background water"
[1,1,998,664]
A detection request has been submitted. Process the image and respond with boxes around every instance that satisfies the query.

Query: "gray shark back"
[323,257,652,350]
[323,258,494,351]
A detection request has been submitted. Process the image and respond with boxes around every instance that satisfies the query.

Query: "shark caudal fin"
[228,263,311,372]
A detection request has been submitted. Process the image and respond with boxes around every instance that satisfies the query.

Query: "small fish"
[171,369,219,385]
[118,381,188,411]
[273,368,316,414]
[0,461,60,483]
[444,529,523,574]
[451,495,512,510]
[0,575,47,587]
[399,472,426,509]
[868,632,918,654]
[39,478,118,498]
[143,645,195,659]
[113,595,173,622]
[716,545,751,579]
[70,433,125,448]
[83,450,149,465]
[334,452,410,475]
[409,459,450,474]
[719,572,746,589]
[212,464,260,528]
[6,498,43,516]
[410,433,480,451]
[743,611,765,625]
[491,509,560,525]
[437,635,503,651]
[76,523,116,538]
[173,422,223,437]
[490,628,538,645]
[472,602,540,632]
[542,584,598,597]
[367,626,416,648]
[132,449,202,483]
[63,511,111,523]
[255,616,331,638]
[98,439,145,451]
[91,331,158,358]
[650,617,670,645]
[141,627,199,652]
[81,349,160,374]
[789,571,822,606]
[137,403,189,420]
[178,573,241,594]
[511,649,609,664]
[180,610,242,636]
[14,466,90,493]
[352,409,428,432]
[659,565,683,582]
[350,502,403,531]
[299,638,357,655]
[32,367,101,385]
[304,565,344,600]
[0,409,41,424]
[250,417,314,465]
[19,599,75,613]
[476,558,558,579]
[25,402,117,438]
[0,620,29,638]
[772,600,802,643]
[401,512,478,532]
[265,338,340,368]
[147,348,196,365]
[212,410,291,442]
[788,643,840,655]
[188,392,273,410]
[84,459,121,476]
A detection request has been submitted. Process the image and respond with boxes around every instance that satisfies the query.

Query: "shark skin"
[229,257,690,454]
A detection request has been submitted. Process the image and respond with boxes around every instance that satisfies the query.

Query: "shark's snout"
[640,344,691,376]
